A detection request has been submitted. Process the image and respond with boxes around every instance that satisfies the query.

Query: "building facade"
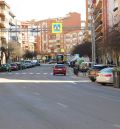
[31,12,81,59]
[0,0,18,64]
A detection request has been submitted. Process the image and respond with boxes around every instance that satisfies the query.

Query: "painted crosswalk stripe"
[8,73,13,74]
[21,73,26,74]
[43,73,48,75]
[36,73,41,74]
[29,73,34,74]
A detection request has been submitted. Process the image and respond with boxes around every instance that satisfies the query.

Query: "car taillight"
[104,74,112,77]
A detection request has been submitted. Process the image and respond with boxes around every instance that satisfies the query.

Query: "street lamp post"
[90,8,96,65]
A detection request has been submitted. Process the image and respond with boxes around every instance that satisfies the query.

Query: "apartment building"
[21,21,36,53]
[31,12,81,59]
[87,0,120,64]
[88,0,108,63]
[0,0,17,64]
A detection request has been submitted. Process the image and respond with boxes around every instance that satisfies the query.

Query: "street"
[0,64,120,129]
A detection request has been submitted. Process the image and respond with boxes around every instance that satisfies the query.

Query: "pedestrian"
[73,65,79,76]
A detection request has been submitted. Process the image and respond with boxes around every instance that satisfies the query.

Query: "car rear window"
[92,66,107,70]
[100,68,113,73]
[55,65,65,68]
[11,64,16,66]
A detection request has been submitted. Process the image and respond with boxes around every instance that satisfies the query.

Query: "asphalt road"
[0,64,120,129]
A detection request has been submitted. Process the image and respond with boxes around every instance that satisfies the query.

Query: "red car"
[53,64,66,75]
[10,63,19,71]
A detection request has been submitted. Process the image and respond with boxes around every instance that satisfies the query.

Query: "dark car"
[0,64,11,72]
[88,64,108,82]
[15,62,26,70]
[53,64,66,75]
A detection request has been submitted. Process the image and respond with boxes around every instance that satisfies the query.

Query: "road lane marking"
[29,73,34,74]
[1,73,5,74]
[33,92,41,96]
[43,73,48,75]
[15,73,19,74]
[36,73,41,74]
[8,73,13,74]
[113,124,120,128]
[21,73,27,74]
[0,79,91,83]
[57,102,68,108]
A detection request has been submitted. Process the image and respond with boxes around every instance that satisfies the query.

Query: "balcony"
[49,39,57,43]
[95,35,103,42]
[95,32,103,40]
[95,21,102,32]
[94,9,102,22]
[95,0,102,11]
[95,21,102,29]
[0,18,8,28]
[0,9,6,17]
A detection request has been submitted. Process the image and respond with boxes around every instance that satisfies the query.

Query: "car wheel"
[101,83,106,85]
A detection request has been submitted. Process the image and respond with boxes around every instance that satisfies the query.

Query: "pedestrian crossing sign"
[52,22,62,33]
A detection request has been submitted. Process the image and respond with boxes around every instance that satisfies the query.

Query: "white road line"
[43,73,48,75]
[57,102,68,108]
[21,73,26,74]
[15,73,19,74]
[8,73,13,74]
[0,79,91,83]
[33,92,41,96]
[29,73,34,74]
[113,124,120,128]
[1,73,5,74]
[36,73,41,74]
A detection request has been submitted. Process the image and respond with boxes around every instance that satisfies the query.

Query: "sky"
[5,0,86,21]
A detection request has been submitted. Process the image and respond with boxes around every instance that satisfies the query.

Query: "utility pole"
[91,16,96,64]
[91,8,96,65]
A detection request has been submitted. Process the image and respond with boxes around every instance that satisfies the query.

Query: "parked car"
[32,59,40,66]
[53,64,66,75]
[10,63,19,71]
[0,64,11,72]
[96,67,113,85]
[24,60,33,68]
[48,59,56,64]
[15,62,24,70]
[88,64,108,82]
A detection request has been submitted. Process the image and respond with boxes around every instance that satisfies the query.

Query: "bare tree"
[8,41,23,61]
[71,41,92,59]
